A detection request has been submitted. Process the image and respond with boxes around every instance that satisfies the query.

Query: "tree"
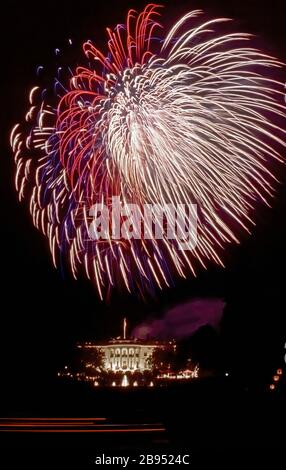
[75,346,104,374]
[151,347,177,374]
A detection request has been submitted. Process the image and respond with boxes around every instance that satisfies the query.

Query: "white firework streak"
[10,6,286,299]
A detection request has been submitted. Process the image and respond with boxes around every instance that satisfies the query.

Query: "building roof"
[77,338,173,347]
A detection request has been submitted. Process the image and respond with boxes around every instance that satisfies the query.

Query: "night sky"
[1,0,286,396]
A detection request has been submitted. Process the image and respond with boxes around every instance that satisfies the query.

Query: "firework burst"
[11,4,286,299]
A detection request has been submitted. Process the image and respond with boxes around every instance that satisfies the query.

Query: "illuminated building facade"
[60,319,199,386]
[97,340,161,371]
[77,319,172,372]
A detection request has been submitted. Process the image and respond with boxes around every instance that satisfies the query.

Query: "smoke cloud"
[132,298,225,340]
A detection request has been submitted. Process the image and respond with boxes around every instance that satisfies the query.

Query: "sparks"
[10,4,286,299]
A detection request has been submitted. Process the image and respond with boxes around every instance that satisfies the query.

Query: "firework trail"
[11,4,286,299]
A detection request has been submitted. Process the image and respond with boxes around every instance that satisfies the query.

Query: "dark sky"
[1,0,286,392]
